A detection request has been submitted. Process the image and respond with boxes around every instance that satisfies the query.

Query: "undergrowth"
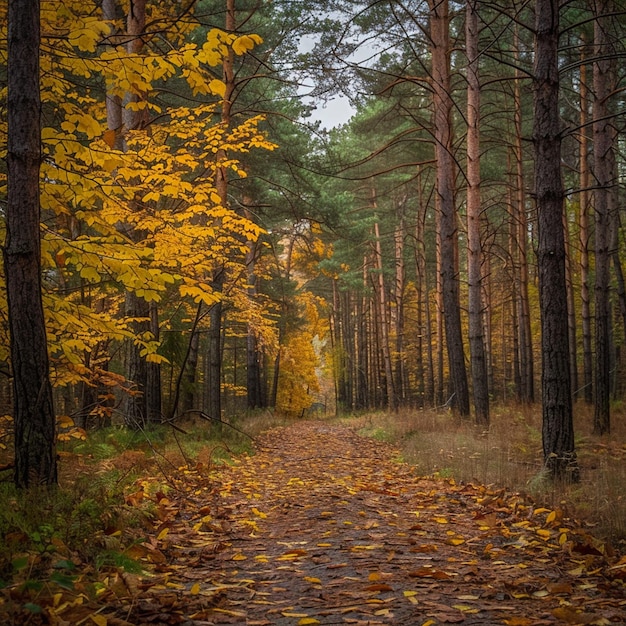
[0,410,282,602]
[351,404,626,550]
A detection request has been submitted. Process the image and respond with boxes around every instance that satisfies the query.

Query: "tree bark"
[206,0,237,428]
[5,0,58,487]
[373,214,397,411]
[534,0,578,481]
[578,45,593,404]
[513,25,534,404]
[592,0,613,434]
[466,0,489,425]
[429,0,470,415]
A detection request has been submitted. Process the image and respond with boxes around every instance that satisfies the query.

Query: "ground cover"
[3,419,624,625]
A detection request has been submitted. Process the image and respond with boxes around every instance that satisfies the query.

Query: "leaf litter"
[5,421,626,625]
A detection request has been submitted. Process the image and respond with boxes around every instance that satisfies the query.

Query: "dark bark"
[5,0,57,487]
[207,299,223,429]
[534,0,578,481]
[579,46,593,404]
[592,0,614,434]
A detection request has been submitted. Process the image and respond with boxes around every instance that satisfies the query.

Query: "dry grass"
[349,403,626,550]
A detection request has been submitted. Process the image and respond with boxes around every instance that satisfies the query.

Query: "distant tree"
[5,0,57,486]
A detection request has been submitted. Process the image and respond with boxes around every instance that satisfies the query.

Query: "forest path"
[120,420,624,625]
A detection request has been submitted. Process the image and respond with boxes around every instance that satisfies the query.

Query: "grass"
[350,403,626,550]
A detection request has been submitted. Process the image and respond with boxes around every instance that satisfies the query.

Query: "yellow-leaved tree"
[0,0,276,429]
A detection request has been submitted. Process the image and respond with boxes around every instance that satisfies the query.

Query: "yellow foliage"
[0,0,274,387]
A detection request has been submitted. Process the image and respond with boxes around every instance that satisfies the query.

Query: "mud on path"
[118,421,625,625]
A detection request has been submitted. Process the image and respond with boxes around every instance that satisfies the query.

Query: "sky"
[307,96,355,129]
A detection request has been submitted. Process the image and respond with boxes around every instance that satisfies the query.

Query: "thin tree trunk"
[393,201,407,406]
[181,304,202,415]
[534,0,578,481]
[245,237,263,409]
[373,217,397,411]
[6,0,57,487]
[579,46,593,404]
[592,0,613,435]
[429,0,470,416]
[564,211,578,401]
[513,25,534,404]
[466,0,489,425]
[206,0,236,428]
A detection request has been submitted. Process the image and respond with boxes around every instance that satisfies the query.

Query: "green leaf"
[12,556,29,571]
[50,572,76,590]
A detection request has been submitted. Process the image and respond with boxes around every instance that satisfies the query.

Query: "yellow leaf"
[232,553,247,561]
[190,583,200,595]
[208,79,226,98]
[298,619,320,625]
[232,35,258,55]
[251,507,267,518]
[156,528,169,541]
[546,510,557,524]
[445,537,465,546]
[304,576,321,584]
[89,614,108,626]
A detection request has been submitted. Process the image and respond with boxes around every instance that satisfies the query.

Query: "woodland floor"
[5,420,626,625]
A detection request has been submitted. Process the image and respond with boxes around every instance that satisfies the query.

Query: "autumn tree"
[5,0,57,486]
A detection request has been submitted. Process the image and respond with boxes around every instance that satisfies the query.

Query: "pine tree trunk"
[466,0,489,425]
[373,217,397,411]
[429,0,470,415]
[534,0,578,481]
[579,48,593,404]
[6,0,58,487]
[513,26,534,404]
[592,0,613,435]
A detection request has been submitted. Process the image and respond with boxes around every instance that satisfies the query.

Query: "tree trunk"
[119,0,162,428]
[207,299,223,428]
[205,0,236,427]
[466,0,489,425]
[5,0,57,487]
[373,216,397,411]
[579,46,593,404]
[181,304,202,415]
[393,201,407,406]
[534,0,578,481]
[245,239,263,409]
[429,0,470,416]
[592,0,613,435]
[513,25,534,404]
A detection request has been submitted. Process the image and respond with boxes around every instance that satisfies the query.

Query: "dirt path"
[117,421,625,625]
